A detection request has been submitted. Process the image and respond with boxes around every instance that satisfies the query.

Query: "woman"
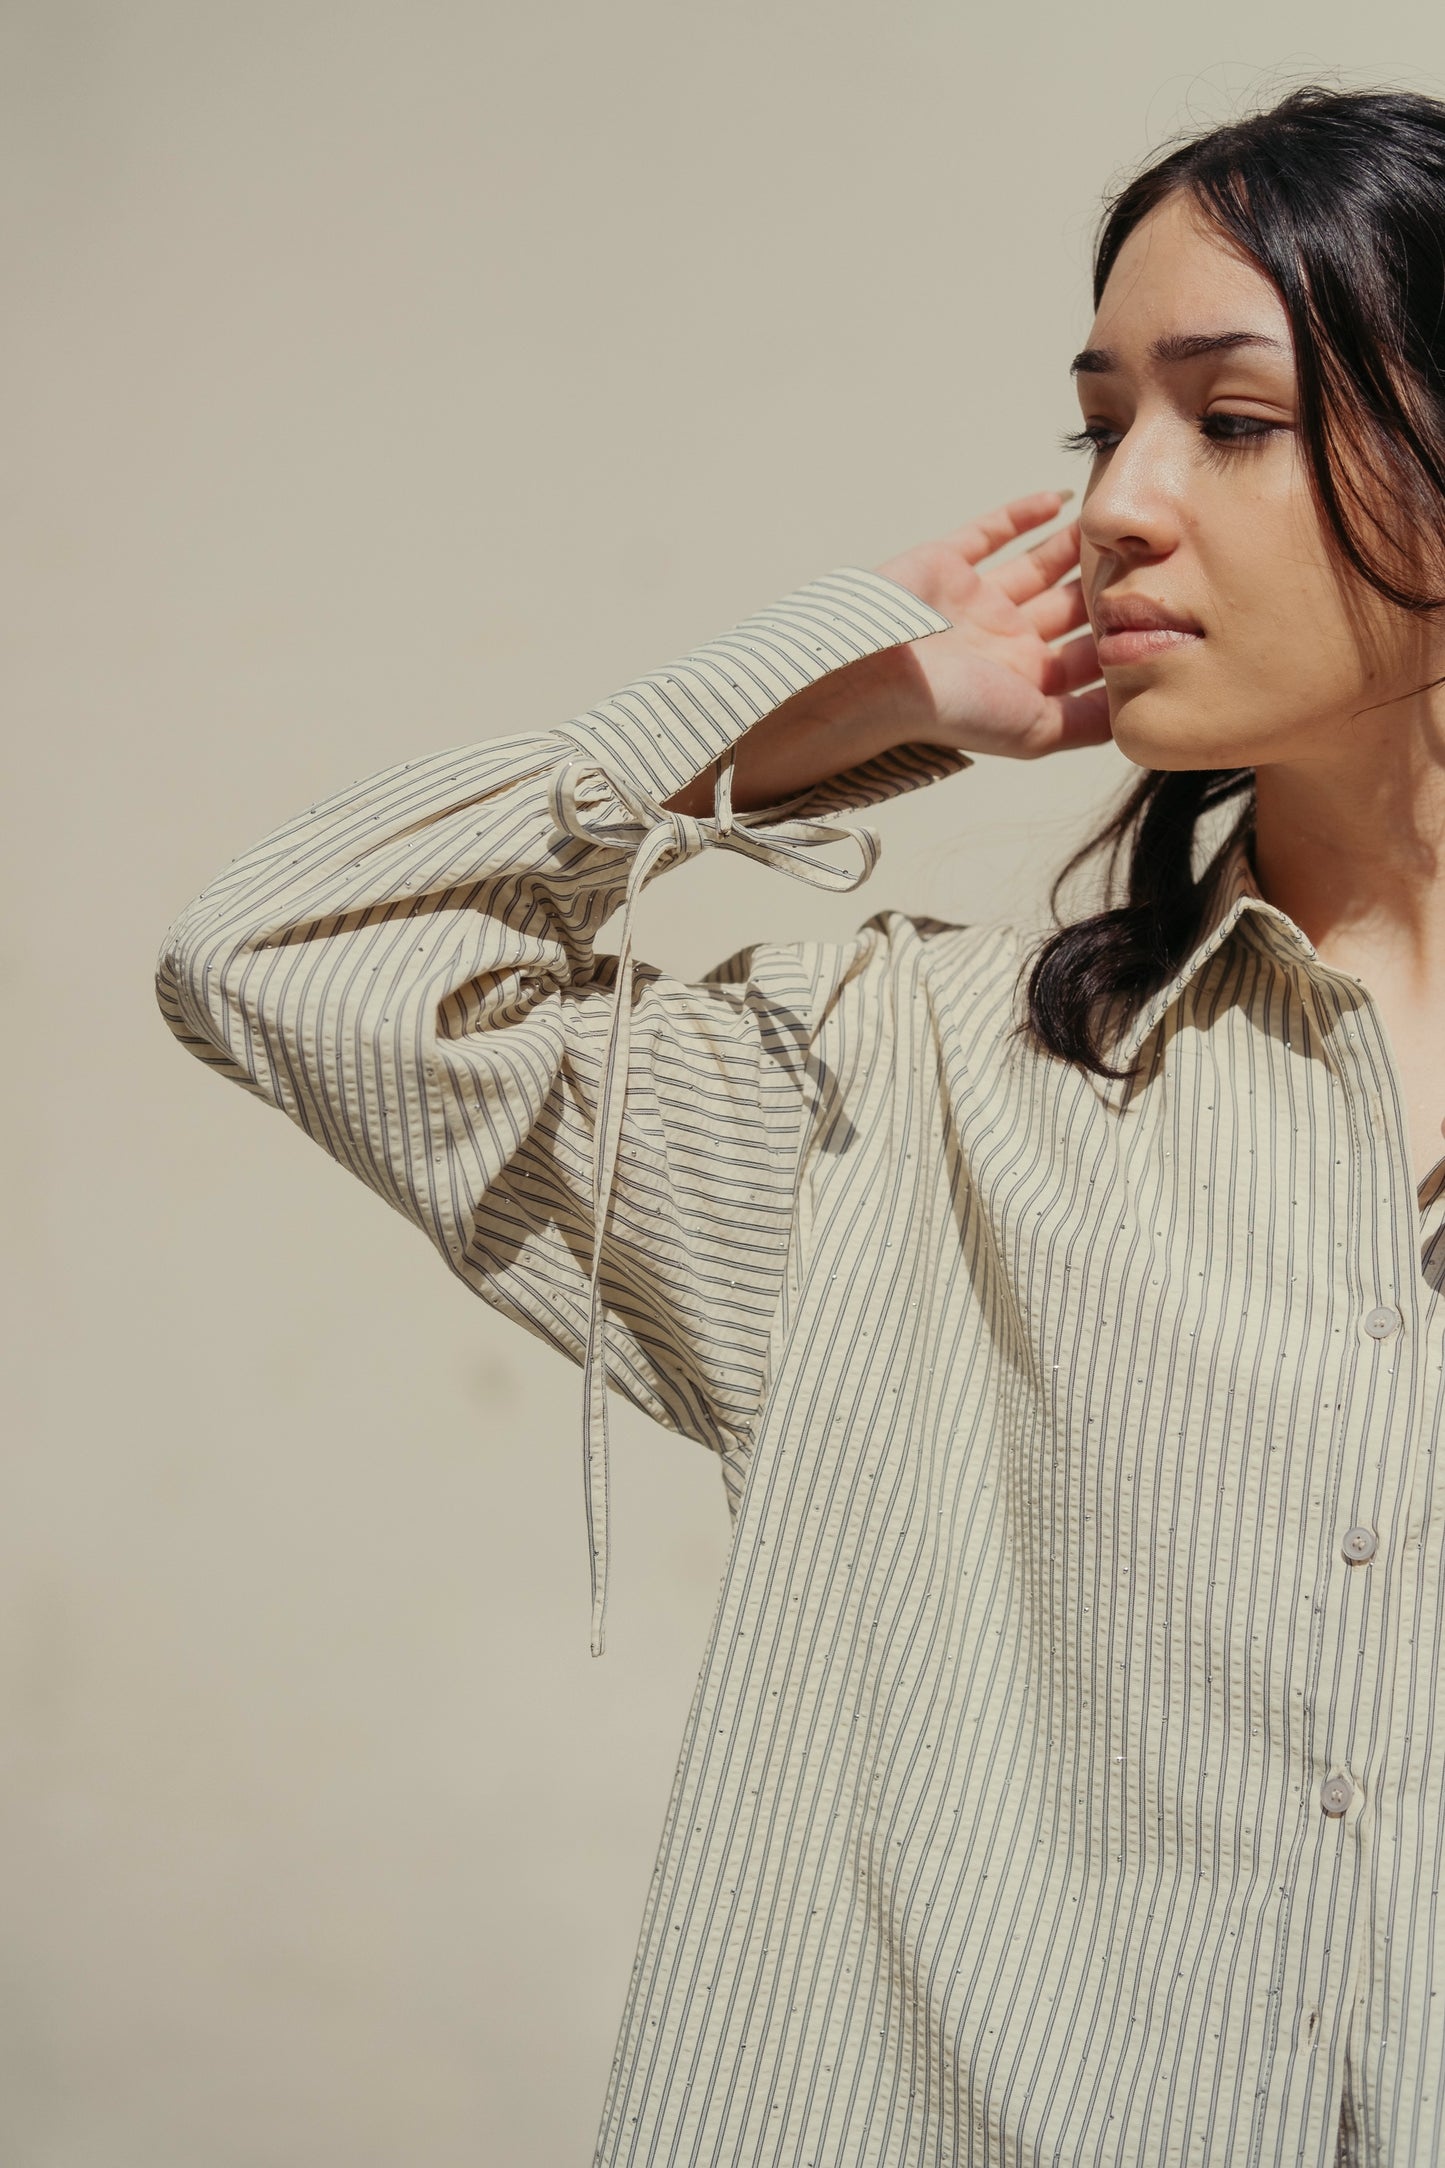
[156,83,1444,2168]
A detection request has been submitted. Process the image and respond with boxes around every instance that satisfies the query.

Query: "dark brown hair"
[1020,81,1445,1078]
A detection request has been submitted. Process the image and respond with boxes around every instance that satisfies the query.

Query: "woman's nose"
[1079,427,1184,559]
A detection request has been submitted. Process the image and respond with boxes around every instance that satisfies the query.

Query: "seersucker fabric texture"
[155,567,1445,2166]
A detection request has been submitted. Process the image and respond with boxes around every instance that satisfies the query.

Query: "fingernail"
[1057,488,1075,503]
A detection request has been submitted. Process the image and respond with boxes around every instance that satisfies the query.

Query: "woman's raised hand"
[870,489,1110,760]
[662,490,1110,817]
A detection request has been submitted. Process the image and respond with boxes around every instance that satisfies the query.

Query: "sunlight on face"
[1073,190,1425,773]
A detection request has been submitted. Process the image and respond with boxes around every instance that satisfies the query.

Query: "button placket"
[1352,1061,1439,2141]
[1302,978,1435,2128]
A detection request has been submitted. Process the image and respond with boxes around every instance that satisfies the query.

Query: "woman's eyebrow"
[1069,329,1289,375]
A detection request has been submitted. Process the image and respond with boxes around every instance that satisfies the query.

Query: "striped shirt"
[154,567,1445,2166]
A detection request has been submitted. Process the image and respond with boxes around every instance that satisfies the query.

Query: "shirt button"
[1341,1526,1378,1563]
[1363,1305,1401,1339]
[1321,1776,1356,1817]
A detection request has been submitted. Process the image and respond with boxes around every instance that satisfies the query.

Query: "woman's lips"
[1096,627,1204,665]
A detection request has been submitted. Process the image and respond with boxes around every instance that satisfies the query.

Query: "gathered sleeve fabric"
[153,566,966,1653]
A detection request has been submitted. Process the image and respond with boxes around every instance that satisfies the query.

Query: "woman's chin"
[1107,695,1250,772]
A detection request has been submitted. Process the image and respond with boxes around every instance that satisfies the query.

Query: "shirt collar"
[1109,813,1318,1069]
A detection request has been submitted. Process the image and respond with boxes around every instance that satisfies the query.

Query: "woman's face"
[1074,187,1435,772]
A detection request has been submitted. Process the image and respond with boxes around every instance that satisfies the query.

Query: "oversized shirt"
[154,567,1445,2167]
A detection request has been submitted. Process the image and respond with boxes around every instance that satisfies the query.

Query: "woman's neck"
[1251,734,1445,991]
[1251,733,1445,1192]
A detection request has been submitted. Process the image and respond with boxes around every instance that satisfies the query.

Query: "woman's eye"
[1200,413,1280,446]
[1055,414,1282,457]
[1057,424,1116,455]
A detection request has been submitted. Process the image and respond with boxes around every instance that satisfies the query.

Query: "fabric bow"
[547,746,885,1655]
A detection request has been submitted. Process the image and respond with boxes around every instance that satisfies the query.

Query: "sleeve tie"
[546,746,885,1655]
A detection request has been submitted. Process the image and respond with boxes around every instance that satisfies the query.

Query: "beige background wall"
[7,7,1443,2162]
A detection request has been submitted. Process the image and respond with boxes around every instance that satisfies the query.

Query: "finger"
[936,490,1073,568]
[1040,624,1103,695]
[1018,570,1091,642]
[994,521,1082,607]
[1047,684,1114,751]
